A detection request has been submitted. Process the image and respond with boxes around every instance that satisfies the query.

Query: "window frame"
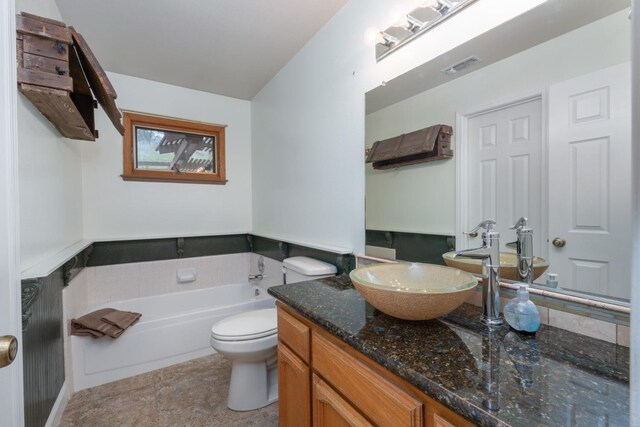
[122,112,227,185]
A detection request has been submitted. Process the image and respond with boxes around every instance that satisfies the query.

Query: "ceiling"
[366,0,630,113]
[55,0,348,100]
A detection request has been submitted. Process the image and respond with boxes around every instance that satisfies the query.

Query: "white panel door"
[466,98,543,257]
[0,1,24,426]
[548,63,632,299]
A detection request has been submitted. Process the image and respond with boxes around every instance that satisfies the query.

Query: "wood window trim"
[122,112,227,185]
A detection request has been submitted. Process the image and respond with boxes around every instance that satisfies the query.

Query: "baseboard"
[44,381,68,427]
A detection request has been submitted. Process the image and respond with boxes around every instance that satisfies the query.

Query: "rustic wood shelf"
[15,12,123,141]
[366,124,453,169]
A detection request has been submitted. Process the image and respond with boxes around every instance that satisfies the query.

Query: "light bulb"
[422,0,439,9]
[364,26,384,45]
[389,4,410,27]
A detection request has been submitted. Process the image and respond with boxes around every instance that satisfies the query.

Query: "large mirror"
[365,0,632,303]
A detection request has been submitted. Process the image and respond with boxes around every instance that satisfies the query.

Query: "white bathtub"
[70,283,275,391]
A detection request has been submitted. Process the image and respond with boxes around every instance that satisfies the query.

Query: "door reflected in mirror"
[365,0,631,302]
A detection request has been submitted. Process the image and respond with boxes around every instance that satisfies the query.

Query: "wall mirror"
[365,0,632,307]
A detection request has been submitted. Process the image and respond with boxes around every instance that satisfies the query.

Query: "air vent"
[442,56,480,75]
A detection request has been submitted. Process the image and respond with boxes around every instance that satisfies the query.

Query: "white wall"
[251,0,549,252]
[81,72,252,240]
[16,0,85,271]
[365,11,630,235]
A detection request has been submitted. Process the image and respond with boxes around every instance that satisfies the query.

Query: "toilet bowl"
[210,308,278,411]
[210,256,337,411]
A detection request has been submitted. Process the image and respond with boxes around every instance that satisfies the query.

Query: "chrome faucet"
[506,217,534,285]
[454,220,502,326]
[249,256,265,281]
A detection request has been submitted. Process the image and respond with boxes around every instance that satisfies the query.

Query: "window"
[122,112,226,184]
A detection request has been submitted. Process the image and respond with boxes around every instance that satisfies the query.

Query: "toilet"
[210,256,337,411]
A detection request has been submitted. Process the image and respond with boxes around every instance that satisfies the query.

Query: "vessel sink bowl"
[349,263,477,321]
[441,252,550,281]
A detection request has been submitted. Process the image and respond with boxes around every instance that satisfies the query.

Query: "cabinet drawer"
[277,307,310,362]
[313,332,422,427]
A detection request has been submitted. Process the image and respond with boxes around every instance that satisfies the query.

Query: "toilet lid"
[211,308,277,341]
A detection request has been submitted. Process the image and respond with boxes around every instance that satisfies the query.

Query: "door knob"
[0,335,18,368]
[552,238,566,248]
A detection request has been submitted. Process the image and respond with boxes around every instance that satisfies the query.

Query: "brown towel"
[102,310,141,330]
[71,308,142,339]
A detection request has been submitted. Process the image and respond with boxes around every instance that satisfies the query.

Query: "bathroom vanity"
[269,276,629,427]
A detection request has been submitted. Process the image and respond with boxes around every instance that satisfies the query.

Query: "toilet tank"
[282,256,337,284]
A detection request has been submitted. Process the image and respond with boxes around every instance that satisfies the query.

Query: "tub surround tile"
[538,305,549,325]
[249,253,284,288]
[84,267,97,307]
[199,255,224,287]
[220,253,250,284]
[269,276,629,427]
[548,308,617,344]
[617,325,630,347]
[76,253,270,308]
[364,244,397,260]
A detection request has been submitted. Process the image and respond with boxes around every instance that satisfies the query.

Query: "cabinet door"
[427,406,475,427]
[278,343,310,427]
[431,413,456,427]
[313,332,423,427]
[313,374,373,427]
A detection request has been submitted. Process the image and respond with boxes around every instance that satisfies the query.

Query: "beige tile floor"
[60,354,278,427]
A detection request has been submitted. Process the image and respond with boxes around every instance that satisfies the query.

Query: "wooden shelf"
[366,124,454,169]
[15,12,123,141]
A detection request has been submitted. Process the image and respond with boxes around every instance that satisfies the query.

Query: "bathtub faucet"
[249,256,266,282]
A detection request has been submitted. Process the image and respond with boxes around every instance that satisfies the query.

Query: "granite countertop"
[268,275,630,427]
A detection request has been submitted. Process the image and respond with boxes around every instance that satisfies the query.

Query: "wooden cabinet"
[278,344,310,427]
[431,413,457,427]
[313,332,422,427]
[312,374,372,427]
[276,302,475,427]
[277,307,310,363]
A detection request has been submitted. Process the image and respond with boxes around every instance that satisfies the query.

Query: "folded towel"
[102,310,141,330]
[71,308,142,339]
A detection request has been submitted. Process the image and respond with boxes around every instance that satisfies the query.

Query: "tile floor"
[60,354,278,427]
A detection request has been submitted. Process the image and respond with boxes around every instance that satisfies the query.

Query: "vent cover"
[442,56,480,75]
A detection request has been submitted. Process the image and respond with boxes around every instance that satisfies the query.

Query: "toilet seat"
[211,308,277,341]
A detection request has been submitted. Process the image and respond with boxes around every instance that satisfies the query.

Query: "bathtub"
[70,283,275,391]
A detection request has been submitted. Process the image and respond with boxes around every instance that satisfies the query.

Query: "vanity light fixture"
[372,0,479,61]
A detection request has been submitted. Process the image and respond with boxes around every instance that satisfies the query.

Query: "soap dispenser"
[503,285,541,334]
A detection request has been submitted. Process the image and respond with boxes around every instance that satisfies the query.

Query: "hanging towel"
[71,308,142,339]
[102,310,141,330]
